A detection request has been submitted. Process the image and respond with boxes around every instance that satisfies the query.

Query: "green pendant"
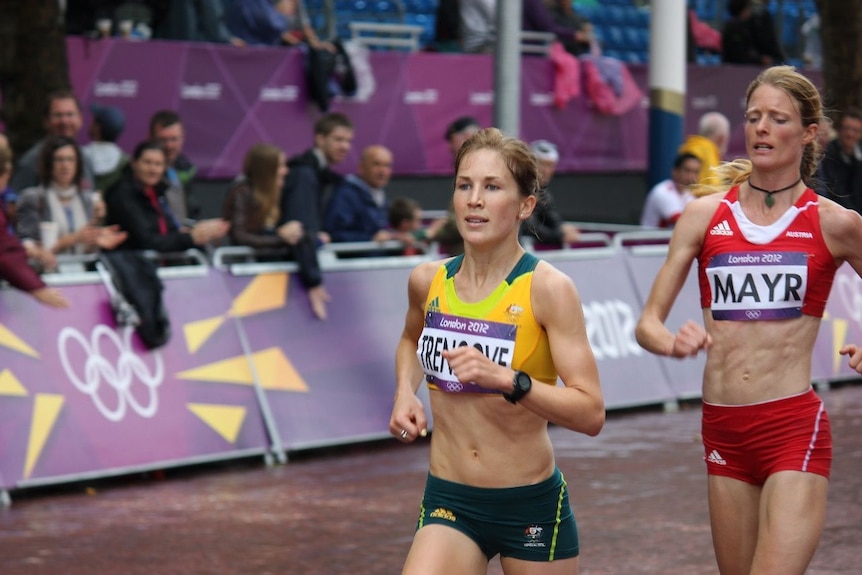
[765,193,775,208]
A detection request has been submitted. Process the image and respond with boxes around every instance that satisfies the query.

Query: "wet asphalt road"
[1,383,861,574]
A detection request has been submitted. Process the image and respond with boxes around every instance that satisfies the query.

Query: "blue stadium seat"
[603,26,626,51]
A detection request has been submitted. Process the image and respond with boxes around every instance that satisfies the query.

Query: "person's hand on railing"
[562,223,581,245]
[276,220,304,245]
[95,225,128,250]
[317,231,331,245]
[24,241,58,272]
[191,219,231,246]
[30,286,69,308]
[372,229,399,242]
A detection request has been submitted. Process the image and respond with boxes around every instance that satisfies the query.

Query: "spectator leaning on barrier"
[16,136,126,266]
[324,145,402,243]
[520,139,580,247]
[640,152,701,228]
[148,109,199,224]
[0,144,17,233]
[10,90,96,194]
[525,0,595,57]
[157,0,245,46]
[679,111,730,187]
[0,209,68,308]
[387,196,447,255]
[279,112,353,250]
[104,140,229,253]
[222,143,330,320]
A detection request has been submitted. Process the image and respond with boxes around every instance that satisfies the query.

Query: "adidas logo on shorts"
[709,220,733,236]
[706,449,727,465]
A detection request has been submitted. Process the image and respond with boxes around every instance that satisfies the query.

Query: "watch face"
[515,371,531,392]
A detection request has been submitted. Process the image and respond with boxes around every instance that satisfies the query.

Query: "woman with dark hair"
[16,135,125,268]
[222,143,330,320]
[105,140,229,253]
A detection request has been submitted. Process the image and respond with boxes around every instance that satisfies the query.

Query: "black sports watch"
[504,370,532,404]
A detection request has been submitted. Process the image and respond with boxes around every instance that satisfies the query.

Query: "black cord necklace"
[747,177,802,208]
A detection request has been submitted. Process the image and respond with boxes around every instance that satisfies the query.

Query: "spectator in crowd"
[16,136,126,265]
[10,90,96,193]
[148,110,198,223]
[225,0,332,50]
[157,0,244,45]
[324,145,402,243]
[432,0,462,52]
[526,0,595,57]
[0,209,69,308]
[433,116,483,256]
[222,143,330,319]
[387,196,448,255]
[104,140,229,253]
[818,108,862,213]
[521,139,580,247]
[279,112,353,250]
[459,0,495,53]
[640,152,701,228]
[446,116,482,158]
[721,0,785,66]
[0,144,17,233]
[83,103,128,193]
[801,12,821,69]
[679,111,730,187]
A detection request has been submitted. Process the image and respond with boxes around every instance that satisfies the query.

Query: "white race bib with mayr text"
[706,251,807,320]
[417,311,516,393]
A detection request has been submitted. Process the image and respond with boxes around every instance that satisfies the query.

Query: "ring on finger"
[399,429,408,439]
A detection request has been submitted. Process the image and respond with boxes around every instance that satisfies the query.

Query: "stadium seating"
[308,0,816,66]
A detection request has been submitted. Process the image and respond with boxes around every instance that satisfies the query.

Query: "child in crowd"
[387,196,446,255]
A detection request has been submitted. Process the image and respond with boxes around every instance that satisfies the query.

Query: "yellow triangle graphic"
[833,319,848,373]
[176,347,308,392]
[183,316,226,354]
[24,394,64,479]
[229,273,288,317]
[0,369,28,396]
[252,347,308,392]
[187,403,246,444]
[0,323,39,358]
[177,353,254,384]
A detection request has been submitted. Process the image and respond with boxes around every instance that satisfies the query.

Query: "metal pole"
[647,0,687,188]
[494,1,521,136]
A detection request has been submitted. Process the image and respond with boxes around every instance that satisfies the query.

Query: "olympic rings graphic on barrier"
[745,310,761,319]
[58,325,164,422]
[446,381,464,392]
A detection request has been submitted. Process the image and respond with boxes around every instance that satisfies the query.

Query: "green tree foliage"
[0,1,70,158]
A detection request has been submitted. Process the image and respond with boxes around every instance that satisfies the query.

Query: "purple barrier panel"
[0,271,270,491]
[219,264,431,451]
[814,264,862,382]
[623,250,705,399]
[70,38,188,157]
[549,254,677,409]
